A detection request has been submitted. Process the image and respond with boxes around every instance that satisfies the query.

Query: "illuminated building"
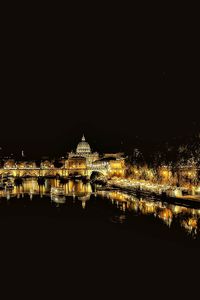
[41,160,54,169]
[68,135,99,164]
[3,159,16,169]
[0,134,126,179]
[66,134,125,177]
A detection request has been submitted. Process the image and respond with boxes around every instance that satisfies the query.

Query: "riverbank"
[105,178,200,207]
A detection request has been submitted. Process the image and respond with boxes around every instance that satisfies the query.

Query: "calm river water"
[0,178,200,249]
[1,178,198,300]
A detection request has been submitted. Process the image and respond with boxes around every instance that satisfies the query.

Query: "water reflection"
[0,178,200,238]
[0,178,92,198]
[110,214,126,224]
[51,195,66,206]
[96,190,200,238]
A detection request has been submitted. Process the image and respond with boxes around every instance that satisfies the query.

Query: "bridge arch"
[2,171,14,177]
[90,171,106,181]
[19,170,39,177]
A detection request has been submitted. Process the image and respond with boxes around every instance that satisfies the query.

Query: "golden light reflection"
[158,208,173,227]
[97,188,200,236]
[181,217,198,236]
[0,177,200,237]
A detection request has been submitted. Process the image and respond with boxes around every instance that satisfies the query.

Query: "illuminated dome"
[76,135,91,154]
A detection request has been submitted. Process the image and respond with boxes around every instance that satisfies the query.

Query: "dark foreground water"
[0,178,200,248]
[1,179,199,296]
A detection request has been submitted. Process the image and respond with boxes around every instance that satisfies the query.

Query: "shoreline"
[104,181,200,208]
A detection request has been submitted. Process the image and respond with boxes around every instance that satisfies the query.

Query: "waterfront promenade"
[107,178,200,202]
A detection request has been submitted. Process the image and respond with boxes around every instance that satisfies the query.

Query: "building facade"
[67,135,99,165]
[0,135,126,178]
[66,135,125,177]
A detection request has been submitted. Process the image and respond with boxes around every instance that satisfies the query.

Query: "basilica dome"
[76,135,91,154]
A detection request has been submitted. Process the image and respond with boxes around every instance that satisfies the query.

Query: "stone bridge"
[0,166,120,179]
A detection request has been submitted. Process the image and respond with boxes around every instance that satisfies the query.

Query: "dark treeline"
[126,132,200,168]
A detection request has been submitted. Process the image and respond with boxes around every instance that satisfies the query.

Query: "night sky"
[1,16,199,158]
[0,8,200,294]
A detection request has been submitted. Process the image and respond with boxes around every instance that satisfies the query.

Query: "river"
[0,178,199,248]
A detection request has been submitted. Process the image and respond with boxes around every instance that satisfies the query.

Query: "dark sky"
[1,15,199,158]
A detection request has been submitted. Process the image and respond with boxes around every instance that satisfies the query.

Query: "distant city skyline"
[0,127,199,161]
